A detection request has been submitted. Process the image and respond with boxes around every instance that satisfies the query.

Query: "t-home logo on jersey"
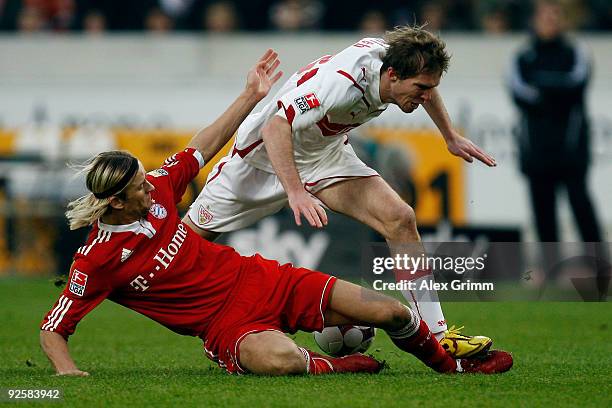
[294,93,320,114]
[69,270,88,297]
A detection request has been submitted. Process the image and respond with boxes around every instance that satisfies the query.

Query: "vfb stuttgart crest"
[149,203,167,219]
[69,270,88,297]
[198,205,213,225]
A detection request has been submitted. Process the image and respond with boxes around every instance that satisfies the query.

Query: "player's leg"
[238,330,307,375]
[238,330,382,375]
[315,176,492,357]
[324,279,512,374]
[564,170,602,242]
[315,177,446,331]
[526,173,559,242]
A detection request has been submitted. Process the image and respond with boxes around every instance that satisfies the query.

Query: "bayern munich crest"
[149,203,167,219]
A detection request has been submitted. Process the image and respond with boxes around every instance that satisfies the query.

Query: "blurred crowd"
[1,0,612,34]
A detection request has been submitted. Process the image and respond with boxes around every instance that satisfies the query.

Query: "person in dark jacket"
[508,0,602,244]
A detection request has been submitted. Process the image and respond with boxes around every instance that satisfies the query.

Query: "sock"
[298,348,382,375]
[396,269,448,336]
[298,347,335,374]
[386,307,456,373]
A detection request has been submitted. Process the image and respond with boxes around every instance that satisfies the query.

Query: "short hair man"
[185,26,497,356]
[40,50,512,377]
[508,0,602,245]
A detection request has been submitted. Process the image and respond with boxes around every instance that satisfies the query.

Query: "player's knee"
[380,202,417,240]
[372,301,411,330]
[265,347,307,376]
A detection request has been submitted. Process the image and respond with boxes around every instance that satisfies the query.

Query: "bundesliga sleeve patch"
[294,93,320,114]
[147,169,169,178]
[69,270,88,297]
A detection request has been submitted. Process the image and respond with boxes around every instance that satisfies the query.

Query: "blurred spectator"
[16,0,78,32]
[507,0,602,243]
[269,0,324,31]
[476,0,529,32]
[420,1,447,32]
[481,7,510,33]
[145,7,174,32]
[203,1,238,32]
[358,10,387,34]
[50,0,76,31]
[17,5,45,32]
[82,9,106,34]
[3,0,612,34]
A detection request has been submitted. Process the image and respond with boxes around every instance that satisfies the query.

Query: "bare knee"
[379,202,418,241]
[260,347,306,376]
[373,301,412,331]
[240,334,306,376]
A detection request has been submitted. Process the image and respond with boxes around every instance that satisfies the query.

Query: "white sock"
[400,274,448,337]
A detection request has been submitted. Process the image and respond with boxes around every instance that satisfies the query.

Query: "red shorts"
[201,254,336,374]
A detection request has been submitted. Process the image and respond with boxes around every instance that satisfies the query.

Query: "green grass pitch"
[1,277,610,407]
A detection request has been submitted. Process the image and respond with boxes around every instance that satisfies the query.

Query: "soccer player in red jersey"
[40,50,512,377]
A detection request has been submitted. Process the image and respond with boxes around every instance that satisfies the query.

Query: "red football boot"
[303,349,384,374]
[456,350,514,374]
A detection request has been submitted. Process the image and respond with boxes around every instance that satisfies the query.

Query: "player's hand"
[246,49,283,101]
[287,190,328,228]
[55,369,90,377]
[446,131,496,167]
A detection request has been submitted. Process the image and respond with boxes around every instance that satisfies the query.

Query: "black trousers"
[526,170,602,243]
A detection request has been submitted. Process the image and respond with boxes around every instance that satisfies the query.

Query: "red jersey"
[41,148,246,339]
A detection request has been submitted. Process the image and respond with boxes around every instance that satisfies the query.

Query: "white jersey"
[236,38,390,173]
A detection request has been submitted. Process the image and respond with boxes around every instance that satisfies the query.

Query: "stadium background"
[1,1,611,278]
[0,1,611,406]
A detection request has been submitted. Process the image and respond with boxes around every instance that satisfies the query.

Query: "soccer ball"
[313,325,376,357]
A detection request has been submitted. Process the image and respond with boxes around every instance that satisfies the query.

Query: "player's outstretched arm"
[187,49,283,162]
[261,116,328,228]
[423,89,496,167]
[40,330,89,377]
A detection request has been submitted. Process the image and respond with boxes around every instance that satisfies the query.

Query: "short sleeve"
[148,148,204,204]
[275,71,361,132]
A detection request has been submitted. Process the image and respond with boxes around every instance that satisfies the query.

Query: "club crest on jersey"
[147,169,169,178]
[69,270,88,297]
[198,205,213,225]
[294,93,320,114]
[149,203,167,219]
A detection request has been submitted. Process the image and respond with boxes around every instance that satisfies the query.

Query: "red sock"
[298,348,382,375]
[299,348,335,374]
[389,320,457,373]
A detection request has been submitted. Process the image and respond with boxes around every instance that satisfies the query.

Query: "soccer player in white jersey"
[185,26,498,358]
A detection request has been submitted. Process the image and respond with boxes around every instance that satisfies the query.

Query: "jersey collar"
[97,218,157,239]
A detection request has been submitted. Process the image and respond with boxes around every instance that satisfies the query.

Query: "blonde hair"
[66,151,137,230]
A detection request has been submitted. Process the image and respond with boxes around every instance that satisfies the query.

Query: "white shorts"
[187,143,379,232]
